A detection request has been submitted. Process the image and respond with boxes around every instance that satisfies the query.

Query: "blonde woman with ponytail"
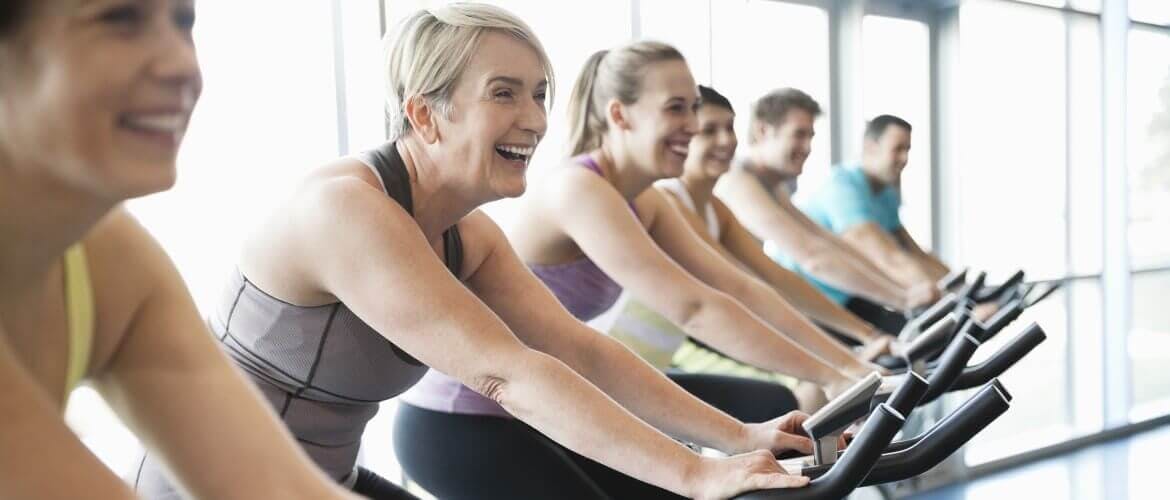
[504,43,888,415]
[114,3,819,499]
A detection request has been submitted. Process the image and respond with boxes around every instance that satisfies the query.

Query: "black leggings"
[845,296,908,335]
[665,371,798,422]
[352,467,417,499]
[393,373,797,499]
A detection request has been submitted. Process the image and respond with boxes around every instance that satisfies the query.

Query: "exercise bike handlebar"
[938,268,969,292]
[799,380,1012,485]
[882,379,1012,454]
[883,371,930,417]
[949,323,1046,392]
[918,327,982,405]
[959,271,987,302]
[973,299,1025,344]
[734,404,906,500]
[974,270,1026,303]
[859,380,1010,486]
[901,294,962,341]
[903,314,961,363]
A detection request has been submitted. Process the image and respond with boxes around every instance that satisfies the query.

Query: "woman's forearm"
[825,233,918,292]
[673,292,848,387]
[800,248,907,310]
[494,350,702,497]
[734,279,872,375]
[567,332,752,453]
[766,268,878,342]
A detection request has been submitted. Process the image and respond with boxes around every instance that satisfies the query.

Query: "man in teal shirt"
[719,90,938,335]
[799,115,949,306]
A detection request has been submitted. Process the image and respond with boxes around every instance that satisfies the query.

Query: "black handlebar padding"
[974,270,1025,303]
[960,272,987,301]
[734,405,906,500]
[884,371,929,417]
[949,323,1046,392]
[919,331,982,405]
[805,380,1010,484]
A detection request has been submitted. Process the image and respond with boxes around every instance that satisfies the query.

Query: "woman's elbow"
[467,349,564,410]
[675,291,730,333]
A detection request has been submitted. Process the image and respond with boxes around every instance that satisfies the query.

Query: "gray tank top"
[133,143,464,496]
[213,142,463,479]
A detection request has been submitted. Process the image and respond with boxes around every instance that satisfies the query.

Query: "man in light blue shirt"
[719,90,938,335]
[798,115,949,305]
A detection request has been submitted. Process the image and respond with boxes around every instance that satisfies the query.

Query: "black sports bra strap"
[366,142,463,279]
[442,225,463,279]
[368,142,414,216]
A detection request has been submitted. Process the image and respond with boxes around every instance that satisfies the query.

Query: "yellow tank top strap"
[62,243,94,402]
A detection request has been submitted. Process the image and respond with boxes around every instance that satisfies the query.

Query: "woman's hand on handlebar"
[972,302,999,323]
[905,281,940,310]
[687,451,809,500]
[736,409,854,458]
[858,335,897,363]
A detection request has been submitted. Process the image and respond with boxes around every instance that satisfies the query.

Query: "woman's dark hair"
[698,85,733,114]
[0,0,31,39]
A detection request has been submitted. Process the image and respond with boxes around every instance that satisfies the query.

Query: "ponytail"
[564,41,685,157]
[566,49,608,156]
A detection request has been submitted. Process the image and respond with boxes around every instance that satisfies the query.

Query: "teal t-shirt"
[767,164,902,304]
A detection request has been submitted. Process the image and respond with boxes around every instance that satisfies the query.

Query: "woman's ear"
[607,98,631,131]
[404,95,441,143]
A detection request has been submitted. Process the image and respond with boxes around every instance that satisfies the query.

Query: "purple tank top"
[401,154,636,417]
[529,155,632,320]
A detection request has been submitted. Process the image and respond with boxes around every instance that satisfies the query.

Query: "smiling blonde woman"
[130,4,813,500]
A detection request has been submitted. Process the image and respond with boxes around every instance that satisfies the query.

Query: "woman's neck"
[594,142,659,201]
[396,139,484,242]
[678,170,718,215]
[0,161,113,292]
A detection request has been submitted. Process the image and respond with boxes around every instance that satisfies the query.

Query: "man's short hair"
[864,114,912,142]
[748,88,821,143]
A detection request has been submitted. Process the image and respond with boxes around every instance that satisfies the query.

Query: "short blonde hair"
[385,3,554,141]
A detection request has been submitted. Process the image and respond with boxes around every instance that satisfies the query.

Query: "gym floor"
[905,424,1170,500]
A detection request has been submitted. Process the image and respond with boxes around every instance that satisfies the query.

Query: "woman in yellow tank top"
[0,1,357,498]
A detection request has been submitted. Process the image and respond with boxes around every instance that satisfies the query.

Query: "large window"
[955,1,1068,281]
[1069,15,1105,276]
[1126,29,1170,270]
[965,282,1073,463]
[954,0,1090,466]
[1130,270,1170,416]
[861,15,933,248]
[639,0,713,84]
[1127,28,1170,418]
[1130,0,1170,25]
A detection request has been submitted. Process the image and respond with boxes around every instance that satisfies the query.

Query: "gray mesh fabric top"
[132,142,463,496]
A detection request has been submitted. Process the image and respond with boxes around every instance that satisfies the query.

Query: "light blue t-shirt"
[766,164,902,304]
